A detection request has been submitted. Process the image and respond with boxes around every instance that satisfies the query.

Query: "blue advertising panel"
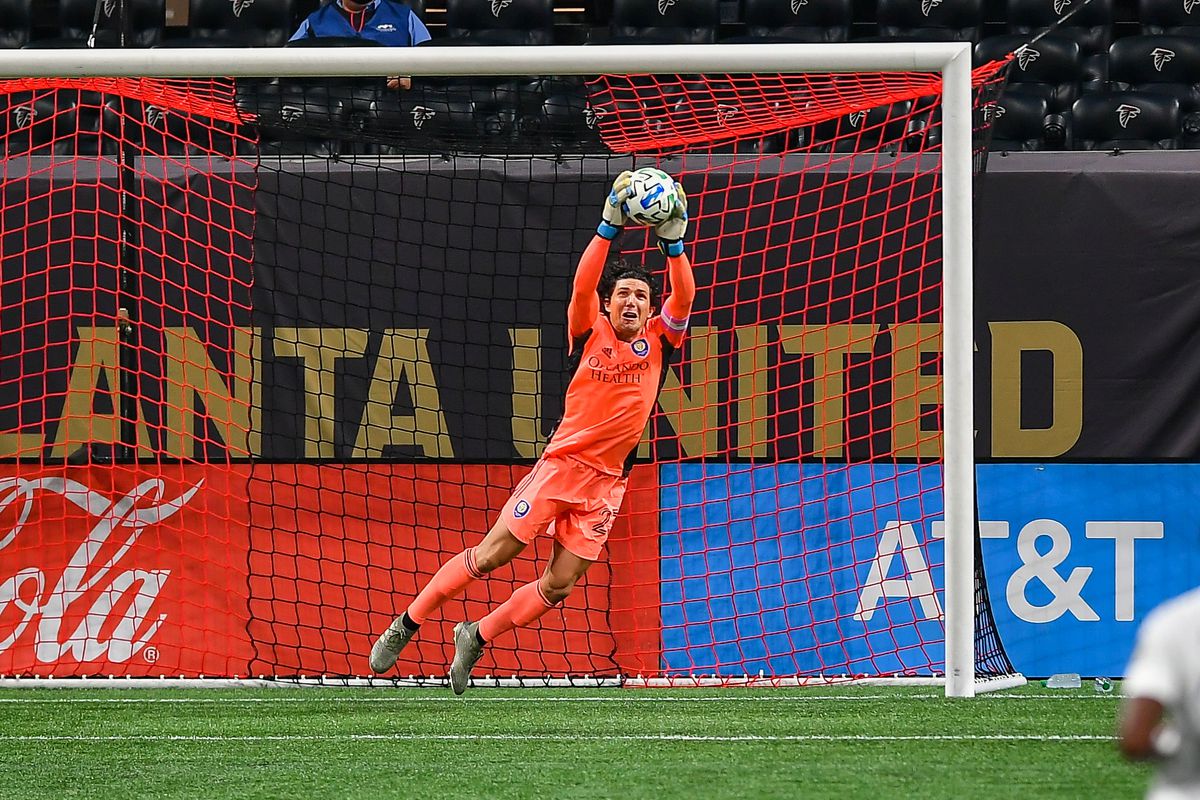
[661,463,1200,678]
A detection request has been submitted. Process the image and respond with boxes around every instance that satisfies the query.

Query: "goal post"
[0,43,1019,697]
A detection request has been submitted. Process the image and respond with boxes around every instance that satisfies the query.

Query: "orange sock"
[406,548,484,625]
[478,580,557,642]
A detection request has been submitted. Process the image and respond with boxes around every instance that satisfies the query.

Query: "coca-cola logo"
[0,476,202,664]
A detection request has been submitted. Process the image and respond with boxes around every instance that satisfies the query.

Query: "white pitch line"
[0,733,1116,743]
[0,693,1119,705]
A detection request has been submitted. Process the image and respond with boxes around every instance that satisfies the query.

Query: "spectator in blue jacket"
[290,0,431,89]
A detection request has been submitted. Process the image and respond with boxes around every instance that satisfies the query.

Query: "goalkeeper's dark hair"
[599,257,662,310]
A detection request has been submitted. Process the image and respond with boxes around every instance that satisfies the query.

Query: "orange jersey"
[543,313,687,476]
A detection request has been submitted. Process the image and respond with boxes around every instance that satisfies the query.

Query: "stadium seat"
[1007,0,1112,87]
[178,0,296,47]
[976,34,1084,113]
[1140,0,1200,36]
[444,0,554,45]
[1109,35,1200,146]
[721,0,853,43]
[0,0,32,48]
[876,0,984,42]
[48,0,166,47]
[606,0,720,44]
[809,100,915,152]
[1071,90,1180,149]
[984,92,1059,150]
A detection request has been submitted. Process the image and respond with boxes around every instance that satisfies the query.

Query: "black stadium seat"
[178,0,296,47]
[722,0,852,43]
[606,0,720,44]
[1109,35,1200,145]
[56,0,166,47]
[1140,0,1200,36]
[0,0,32,48]
[976,34,1084,113]
[445,0,555,45]
[984,92,1057,150]
[1071,90,1180,149]
[1007,0,1112,86]
[877,0,984,42]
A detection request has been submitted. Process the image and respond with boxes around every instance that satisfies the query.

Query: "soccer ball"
[623,167,680,226]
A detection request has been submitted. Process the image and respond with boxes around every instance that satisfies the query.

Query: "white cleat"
[369,617,418,674]
[449,621,485,696]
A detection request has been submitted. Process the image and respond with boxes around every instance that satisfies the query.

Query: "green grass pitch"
[0,685,1148,799]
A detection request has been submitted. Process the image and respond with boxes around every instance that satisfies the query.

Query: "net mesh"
[0,60,1015,685]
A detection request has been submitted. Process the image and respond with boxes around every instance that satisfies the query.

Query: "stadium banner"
[0,463,255,677]
[5,156,1200,461]
[663,462,1200,678]
[0,461,659,678]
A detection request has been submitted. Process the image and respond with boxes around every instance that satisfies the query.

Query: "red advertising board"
[0,462,661,679]
[0,464,254,677]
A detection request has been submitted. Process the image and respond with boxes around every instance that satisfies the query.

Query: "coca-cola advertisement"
[0,465,254,677]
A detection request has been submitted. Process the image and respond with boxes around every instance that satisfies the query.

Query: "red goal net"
[0,60,1014,686]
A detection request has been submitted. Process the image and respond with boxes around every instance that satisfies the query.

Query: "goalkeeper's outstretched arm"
[568,172,633,340]
[656,186,695,326]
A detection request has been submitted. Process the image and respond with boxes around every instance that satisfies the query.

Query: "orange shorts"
[499,455,627,561]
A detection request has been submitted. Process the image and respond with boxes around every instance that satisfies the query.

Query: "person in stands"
[289,0,430,90]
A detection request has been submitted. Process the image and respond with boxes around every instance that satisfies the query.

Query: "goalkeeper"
[369,171,696,694]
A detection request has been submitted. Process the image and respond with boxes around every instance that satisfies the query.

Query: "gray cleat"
[449,621,485,695]
[369,616,418,674]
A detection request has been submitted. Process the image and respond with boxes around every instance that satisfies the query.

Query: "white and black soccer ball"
[623,167,679,226]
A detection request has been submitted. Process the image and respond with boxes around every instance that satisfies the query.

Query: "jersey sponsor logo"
[1015,46,1039,71]
[492,0,513,16]
[1116,104,1141,128]
[631,338,649,357]
[375,22,397,31]
[1152,47,1176,71]
[233,0,256,17]
[603,347,614,358]
[513,499,530,518]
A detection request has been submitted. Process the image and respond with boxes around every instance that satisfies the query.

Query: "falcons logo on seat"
[583,106,608,129]
[982,103,1006,120]
[411,106,436,129]
[848,110,866,128]
[1152,47,1176,71]
[658,0,676,14]
[921,0,942,15]
[1015,46,1040,70]
[1053,0,1071,13]
[1186,0,1198,14]
[12,105,34,130]
[104,0,117,16]
[491,0,512,15]
[716,104,740,125]
[146,106,167,130]
[233,0,256,17]
[790,0,808,11]
[1117,103,1141,128]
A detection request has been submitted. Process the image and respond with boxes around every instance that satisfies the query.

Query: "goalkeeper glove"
[655,186,688,257]
[597,171,633,240]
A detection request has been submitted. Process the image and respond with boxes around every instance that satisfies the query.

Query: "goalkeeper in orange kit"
[368,171,696,694]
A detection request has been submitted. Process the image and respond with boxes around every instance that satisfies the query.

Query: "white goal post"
[0,42,988,697]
